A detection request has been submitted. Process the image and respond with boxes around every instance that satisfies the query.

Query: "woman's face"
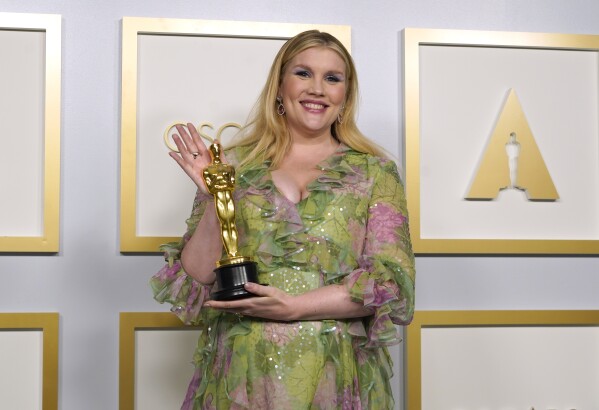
[278,47,347,141]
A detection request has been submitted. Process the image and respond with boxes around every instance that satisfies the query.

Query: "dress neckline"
[268,142,347,205]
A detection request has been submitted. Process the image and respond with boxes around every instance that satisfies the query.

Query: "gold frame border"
[0,313,59,410]
[119,312,199,410]
[406,309,599,410]
[0,13,61,252]
[120,17,351,252]
[403,28,599,254]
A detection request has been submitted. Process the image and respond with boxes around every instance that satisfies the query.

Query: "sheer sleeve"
[344,159,416,347]
[150,190,214,325]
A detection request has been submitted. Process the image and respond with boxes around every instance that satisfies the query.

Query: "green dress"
[151,144,415,409]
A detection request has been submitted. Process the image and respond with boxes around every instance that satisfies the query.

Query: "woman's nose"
[308,78,324,95]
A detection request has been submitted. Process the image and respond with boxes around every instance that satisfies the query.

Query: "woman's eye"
[325,75,342,83]
[294,70,310,78]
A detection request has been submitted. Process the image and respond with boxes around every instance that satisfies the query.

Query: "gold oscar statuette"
[202,141,258,300]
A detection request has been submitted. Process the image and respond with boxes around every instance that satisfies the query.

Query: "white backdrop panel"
[0,331,43,410]
[421,326,599,410]
[0,29,45,236]
[135,329,202,410]
[419,45,599,240]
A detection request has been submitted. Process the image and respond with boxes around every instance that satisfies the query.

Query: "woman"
[151,30,415,409]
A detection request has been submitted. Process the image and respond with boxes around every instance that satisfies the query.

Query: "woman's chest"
[236,183,371,251]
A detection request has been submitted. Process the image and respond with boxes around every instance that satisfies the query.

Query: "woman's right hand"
[168,123,212,193]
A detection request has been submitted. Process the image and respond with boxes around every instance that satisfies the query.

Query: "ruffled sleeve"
[149,189,214,326]
[343,158,415,347]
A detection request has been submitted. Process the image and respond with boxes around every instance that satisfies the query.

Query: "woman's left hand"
[204,283,297,321]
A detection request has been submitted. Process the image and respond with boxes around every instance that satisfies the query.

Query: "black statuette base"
[210,261,259,301]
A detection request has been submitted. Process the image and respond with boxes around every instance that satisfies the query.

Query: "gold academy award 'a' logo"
[465,89,559,201]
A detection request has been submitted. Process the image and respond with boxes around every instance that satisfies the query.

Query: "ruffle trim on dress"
[150,188,215,326]
[183,315,252,409]
[317,320,395,409]
[237,145,362,276]
[237,158,310,271]
[150,258,212,326]
[343,265,405,348]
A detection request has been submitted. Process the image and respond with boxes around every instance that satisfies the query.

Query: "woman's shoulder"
[224,144,255,167]
[343,146,398,173]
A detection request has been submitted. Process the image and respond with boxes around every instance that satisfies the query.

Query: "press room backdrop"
[1,1,599,409]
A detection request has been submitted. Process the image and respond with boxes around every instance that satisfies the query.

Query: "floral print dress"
[150,143,415,410]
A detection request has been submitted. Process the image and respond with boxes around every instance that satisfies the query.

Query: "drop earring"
[276,97,285,116]
[337,105,345,124]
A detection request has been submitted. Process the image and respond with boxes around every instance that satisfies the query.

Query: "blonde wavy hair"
[231,30,386,168]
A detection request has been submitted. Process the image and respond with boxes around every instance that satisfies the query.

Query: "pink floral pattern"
[263,321,300,346]
[369,202,407,244]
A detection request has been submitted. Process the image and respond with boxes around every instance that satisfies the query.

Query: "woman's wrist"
[285,294,303,321]
[287,284,373,321]
[180,206,222,284]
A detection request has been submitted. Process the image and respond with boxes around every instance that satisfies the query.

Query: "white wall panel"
[135,329,201,410]
[0,30,44,236]
[422,326,599,409]
[0,331,42,410]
